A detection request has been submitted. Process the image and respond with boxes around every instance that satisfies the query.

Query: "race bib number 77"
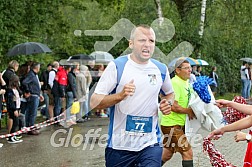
[125,115,153,134]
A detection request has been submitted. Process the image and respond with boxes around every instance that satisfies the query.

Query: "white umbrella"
[90,51,114,64]
[197,59,209,66]
[240,57,252,63]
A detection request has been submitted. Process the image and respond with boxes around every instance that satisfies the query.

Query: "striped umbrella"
[168,57,200,67]
[197,59,209,66]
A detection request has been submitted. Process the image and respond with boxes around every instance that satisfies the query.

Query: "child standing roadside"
[5,75,23,143]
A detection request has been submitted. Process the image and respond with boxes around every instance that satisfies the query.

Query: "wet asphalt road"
[0,117,109,167]
[0,116,247,167]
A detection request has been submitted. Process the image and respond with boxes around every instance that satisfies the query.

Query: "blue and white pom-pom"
[192,76,214,103]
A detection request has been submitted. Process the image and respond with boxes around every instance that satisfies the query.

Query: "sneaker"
[13,136,23,142]
[7,136,23,144]
[82,115,91,121]
[16,135,22,140]
[76,119,86,123]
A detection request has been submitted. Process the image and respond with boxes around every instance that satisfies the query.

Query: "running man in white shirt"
[90,25,174,167]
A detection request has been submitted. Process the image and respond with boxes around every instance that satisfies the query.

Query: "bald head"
[130,25,156,40]
[52,61,59,69]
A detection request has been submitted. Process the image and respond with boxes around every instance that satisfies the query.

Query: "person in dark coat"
[5,75,23,143]
[65,65,77,126]
[40,63,52,120]
[22,62,44,135]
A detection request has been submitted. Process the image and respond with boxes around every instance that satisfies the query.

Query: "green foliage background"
[0,0,251,94]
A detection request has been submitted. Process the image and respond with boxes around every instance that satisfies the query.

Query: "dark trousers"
[53,96,61,120]
[25,96,39,127]
[105,143,162,167]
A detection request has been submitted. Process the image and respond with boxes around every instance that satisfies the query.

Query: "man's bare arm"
[90,79,135,109]
[171,101,196,120]
[90,93,124,109]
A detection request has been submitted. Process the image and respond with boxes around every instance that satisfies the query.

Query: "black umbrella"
[7,42,52,56]
[90,51,114,64]
[67,54,95,65]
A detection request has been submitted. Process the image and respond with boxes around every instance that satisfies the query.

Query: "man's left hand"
[187,108,196,120]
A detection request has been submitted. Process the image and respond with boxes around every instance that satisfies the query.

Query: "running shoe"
[7,136,23,144]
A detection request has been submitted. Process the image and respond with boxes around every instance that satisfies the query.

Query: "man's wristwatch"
[246,133,252,142]
[167,100,173,106]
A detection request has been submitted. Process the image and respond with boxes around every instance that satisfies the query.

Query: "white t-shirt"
[94,55,173,151]
[241,65,249,80]
[13,88,21,109]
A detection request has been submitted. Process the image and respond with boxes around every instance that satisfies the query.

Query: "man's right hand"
[159,99,172,115]
[119,79,136,99]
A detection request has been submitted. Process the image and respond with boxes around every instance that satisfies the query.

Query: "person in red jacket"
[55,65,71,119]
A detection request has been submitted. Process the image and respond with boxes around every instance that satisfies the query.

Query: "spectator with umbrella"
[17,61,33,132]
[22,62,44,135]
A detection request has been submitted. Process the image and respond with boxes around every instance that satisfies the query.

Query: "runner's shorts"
[161,125,191,153]
[105,143,162,167]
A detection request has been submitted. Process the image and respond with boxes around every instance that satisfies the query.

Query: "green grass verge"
[216,92,240,101]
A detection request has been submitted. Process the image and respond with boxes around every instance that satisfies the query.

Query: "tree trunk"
[199,0,207,38]
[154,0,163,25]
